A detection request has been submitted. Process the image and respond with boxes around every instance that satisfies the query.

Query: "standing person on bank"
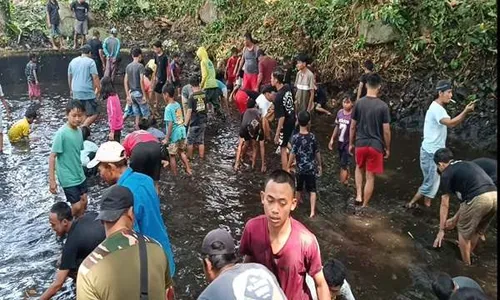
[102,28,121,82]
[46,0,64,50]
[349,73,391,208]
[406,80,476,208]
[236,32,260,92]
[70,0,89,49]
[356,59,374,101]
[152,41,169,116]
[124,47,150,130]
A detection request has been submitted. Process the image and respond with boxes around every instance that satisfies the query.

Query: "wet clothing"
[188,91,208,127]
[46,0,60,25]
[122,130,158,158]
[355,146,384,174]
[418,148,441,198]
[243,73,259,92]
[117,168,176,277]
[87,38,104,78]
[164,102,186,143]
[440,160,497,203]
[198,263,286,300]
[130,140,162,181]
[51,124,85,188]
[68,56,98,101]
[147,127,166,141]
[291,132,319,175]
[234,89,258,115]
[196,47,217,89]
[125,61,145,93]
[259,56,277,87]
[187,125,206,145]
[28,82,41,98]
[296,173,316,193]
[294,68,316,112]
[80,140,98,167]
[60,211,105,272]
[63,178,88,204]
[154,53,169,93]
[256,94,272,117]
[70,0,89,22]
[335,109,352,170]
[240,215,324,300]
[243,46,259,74]
[77,229,173,299]
[274,84,296,147]
[422,101,450,154]
[8,118,30,142]
[106,94,123,132]
[239,108,263,141]
[225,55,239,86]
[352,96,390,153]
[25,61,37,83]
[473,158,497,185]
[457,191,496,240]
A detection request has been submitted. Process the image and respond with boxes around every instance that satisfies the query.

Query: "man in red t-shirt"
[257,49,277,92]
[239,170,331,300]
[122,130,162,192]
[234,89,260,116]
[225,47,239,92]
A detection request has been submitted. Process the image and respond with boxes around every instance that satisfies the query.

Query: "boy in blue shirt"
[162,84,192,176]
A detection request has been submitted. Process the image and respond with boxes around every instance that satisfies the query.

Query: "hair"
[434,148,454,165]
[247,97,256,109]
[264,169,296,193]
[189,75,200,87]
[366,73,382,89]
[244,31,258,44]
[81,125,91,141]
[162,83,176,97]
[66,100,86,114]
[323,259,347,288]
[449,288,489,300]
[343,91,355,102]
[261,84,276,94]
[93,29,100,37]
[25,109,37,120]
[144,67,153,79]
[296,53,309,64]
[230,46,238,54]
[297,110,311,127]
[100,76,116,100]
[152,40,162,48]
[50,202,73,222]
[131,47,142,58]
[204,241,239,271]
[29,53,37,60]
[363,59,374,71]
[138,118,150,130]
[101,158,128,169]
[172,53,180,58]
[257,49,265,57]
[432,273,455,300]
[272,69,285,84]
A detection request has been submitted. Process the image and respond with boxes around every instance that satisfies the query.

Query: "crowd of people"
[0,1,497,298]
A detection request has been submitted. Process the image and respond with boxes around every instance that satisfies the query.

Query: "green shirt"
[77,229,173,300]
[51,124,85,188]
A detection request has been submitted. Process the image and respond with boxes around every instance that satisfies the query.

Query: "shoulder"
[291,218,318,245]
[244,215,266,230]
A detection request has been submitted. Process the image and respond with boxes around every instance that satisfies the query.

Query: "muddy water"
[0,81,496,300]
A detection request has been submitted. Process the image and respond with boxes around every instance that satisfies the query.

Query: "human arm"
[68,73,72,95]
[383,123,391,159]
[0,97,11,117]
[314,271,332,300]
[286,153,296,173]
[329,125,339,150]
[307,76,316,112]
[184,109,192,127]
[49,152,58,194]
[439,102,475,128]
[40,269,70,300]
[316,151,322,176]
[356,82,363,100]
[433,194,450,248]
[92,74,100,96]
[140,68,147,103]
[98,45,105,69]
[235,55,244,77]
[234,138,244,170]
[163,121,173,144]
[348,119,357,155]
[102,38,110,58]
[46,6,51,27]
[259,139,266,173]
[257,60,263,88]
[274,116,285,145]
[123,73,131,103]
[33,65,39,84]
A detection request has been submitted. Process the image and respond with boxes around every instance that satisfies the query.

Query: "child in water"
[25,53,41,101]
[101,76,123,142]
[8,108,37,143]
[0,84,11,152]
[80,126,98,176]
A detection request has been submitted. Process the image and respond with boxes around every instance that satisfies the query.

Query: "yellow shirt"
[8,118,30,142]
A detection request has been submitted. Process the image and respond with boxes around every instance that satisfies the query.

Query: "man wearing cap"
[103,27,121,82]
[87,141,176,278]
[68,44,101,128]
[198,228,286,300]
[40,202,105,300]
[406,80,476,208]
[77,185,174,299]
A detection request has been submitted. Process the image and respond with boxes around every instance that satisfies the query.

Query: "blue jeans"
[418,148,440,198]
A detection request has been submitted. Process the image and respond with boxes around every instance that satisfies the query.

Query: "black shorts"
[279,123,295,148]
[112,130,121,143]
[339,147,352,170]
[129,141,162,181]
[63,179,88,204]
[160,144,170,160]
[205,87,221,106]
[239,124,264,142]
[296,173,316,193]
[154,80,166,94]
[77,99,98,116]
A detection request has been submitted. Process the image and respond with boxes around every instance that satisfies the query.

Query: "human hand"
[126,96,132,105]
[349,144,355,156]
[317,166,323,177]
[384,149,390,159]
[328,140,334,151]
[108,132,114,141]
[445,217,458,230]
[35,80,39,85]
[433,230,445,248]
[274,134,280,145]
[49,180,57,194]
[464,101,476,113]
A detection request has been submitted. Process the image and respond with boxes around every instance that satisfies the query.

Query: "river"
[0,79,496,299]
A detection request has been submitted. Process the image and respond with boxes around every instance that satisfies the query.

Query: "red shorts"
[28,82,41,98]
[355,146,384,174]
[242,73,258,92]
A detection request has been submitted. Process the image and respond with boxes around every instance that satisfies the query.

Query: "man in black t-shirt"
[349,73,391,208]
[356,59,374,100]
[40,202,105,300]
[87,29,105,78]
[473,157,497,186]
[184,76,208,160]
[152,41,169,116]
[70,0,90,49]
[433,148,497,266]
[46,0,64,50]
[272,69,296,170]
[234,98,265,172]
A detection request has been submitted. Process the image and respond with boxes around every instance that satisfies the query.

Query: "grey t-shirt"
[181,84,193,103]
[197,263,286,300]
[453,276,484,292]
[126,62,145,93]
[352,96,390,153]
[243,47,259,74]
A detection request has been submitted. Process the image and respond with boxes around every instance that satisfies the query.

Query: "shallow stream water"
[0,81,496,299]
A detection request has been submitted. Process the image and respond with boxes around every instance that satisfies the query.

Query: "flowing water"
[0,80,496,300]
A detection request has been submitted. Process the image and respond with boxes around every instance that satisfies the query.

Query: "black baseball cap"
[201,229,236,255]
[96,185,134,222]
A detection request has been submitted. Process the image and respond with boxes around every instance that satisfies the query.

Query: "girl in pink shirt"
[101,76,123,142]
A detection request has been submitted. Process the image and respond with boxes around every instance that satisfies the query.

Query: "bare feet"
[309,212,315,218]
[405,202,417,209]
[161,160,170,168]
[424,198,431,207]
[261,164,267,173]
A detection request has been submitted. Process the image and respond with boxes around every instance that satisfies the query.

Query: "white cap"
[87,141,126,169]
[110,27,118,34]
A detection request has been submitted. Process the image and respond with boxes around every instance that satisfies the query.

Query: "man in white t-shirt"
[406,80,475,208]
[255,84,277,141]
[0,84,12,153]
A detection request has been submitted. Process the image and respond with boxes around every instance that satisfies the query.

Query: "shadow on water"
[0,81,496,299]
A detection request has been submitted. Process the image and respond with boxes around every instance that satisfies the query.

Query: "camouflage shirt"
[77,229,173,300]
